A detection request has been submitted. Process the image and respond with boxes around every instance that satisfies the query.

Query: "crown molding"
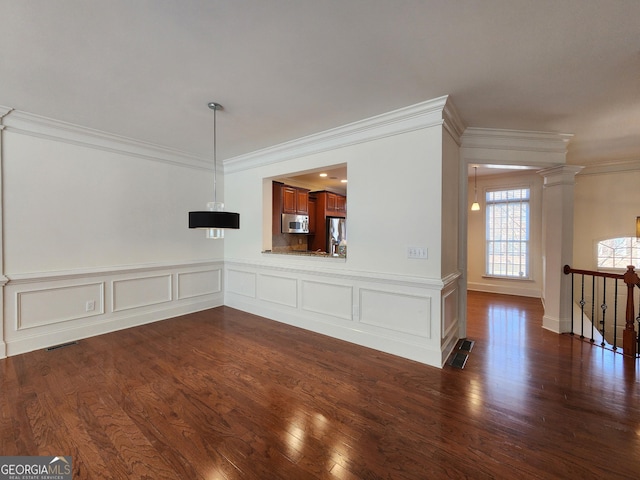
[2,108,213,171]
[461,127,573,166]
[442,99,465,145]
[0,105,13,118]
[224,96,464,174]
[461,127,573,152]
[576,157,640,176]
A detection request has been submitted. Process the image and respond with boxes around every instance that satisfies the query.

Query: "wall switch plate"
[85,300,96,312]
[407,247,428,259]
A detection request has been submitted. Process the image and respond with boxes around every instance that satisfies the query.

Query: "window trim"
[484,185,532,280]
[595,236,640,272]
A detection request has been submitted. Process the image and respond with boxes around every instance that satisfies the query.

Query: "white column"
[538,165,583,333]
[0,106,13,358]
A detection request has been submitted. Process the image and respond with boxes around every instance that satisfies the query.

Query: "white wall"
[573,162,640,270]
[222,97,464,367]
[467,170,544,298]
[0,109,226,356]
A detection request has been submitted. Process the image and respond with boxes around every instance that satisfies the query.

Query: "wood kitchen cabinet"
[314,191,346,217]
[308,195,317,233]
[296,188,309,214]
[282,185,309,214]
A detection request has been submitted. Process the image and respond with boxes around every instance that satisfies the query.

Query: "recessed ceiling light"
[341,179,348,183]
[319,173,328,177]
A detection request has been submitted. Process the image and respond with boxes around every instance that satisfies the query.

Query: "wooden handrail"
[563,264,625,280]
[564,264,638,357]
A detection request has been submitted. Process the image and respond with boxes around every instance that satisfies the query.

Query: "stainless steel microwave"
[281,214,309,234]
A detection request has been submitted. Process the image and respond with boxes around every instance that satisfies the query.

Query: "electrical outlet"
[407,247,428,259]
[85,300,96,312]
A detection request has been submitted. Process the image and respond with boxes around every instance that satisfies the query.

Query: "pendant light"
[471,166,480,211]
[189,102,240,238]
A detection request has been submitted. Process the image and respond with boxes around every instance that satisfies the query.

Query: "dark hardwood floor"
[1,291,639,479]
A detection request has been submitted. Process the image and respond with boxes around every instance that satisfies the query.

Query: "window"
[485,187,530,278]
[597,237,640,269]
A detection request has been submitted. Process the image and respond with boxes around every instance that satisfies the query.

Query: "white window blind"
[485,188,530,278]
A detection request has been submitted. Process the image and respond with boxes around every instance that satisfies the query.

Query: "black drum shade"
[189,211,240,229]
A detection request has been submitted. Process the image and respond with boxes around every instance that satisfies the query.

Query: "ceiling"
[2,1,640,167]
[278,165,348,195]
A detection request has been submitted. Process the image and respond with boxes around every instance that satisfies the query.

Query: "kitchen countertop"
[262,250,345,258]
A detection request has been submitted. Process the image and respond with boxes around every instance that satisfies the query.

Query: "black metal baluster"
[600,277,607,347]
[570,272,575,335]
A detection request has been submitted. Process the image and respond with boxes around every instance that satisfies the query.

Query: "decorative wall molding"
[17,282,105,330]
[3,261,224,356]
[258,273,298,308]
[227,258,448,289]
[359,288,432,338]
[6,259,220,284]
[177,269,222,300]
[112,274,172,312]
[301,280,353,321]
[576,158,640,176]
[224,261,457,367]
[2,108,213,171]
[226,269,257,298]
[224,96,463,173]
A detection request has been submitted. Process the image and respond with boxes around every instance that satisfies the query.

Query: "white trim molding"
[461,127,573,166]
[224,96,465,173]
[1,108,213,171]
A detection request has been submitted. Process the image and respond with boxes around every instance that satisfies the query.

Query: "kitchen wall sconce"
[471,166,480,211]
[189,102,240,239]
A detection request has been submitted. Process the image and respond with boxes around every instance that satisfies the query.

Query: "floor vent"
[46,341,78,351]
[459,339,475,352]
[449,352,468,369]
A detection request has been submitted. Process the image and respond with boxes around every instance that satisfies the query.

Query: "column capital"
[537,165,584,187]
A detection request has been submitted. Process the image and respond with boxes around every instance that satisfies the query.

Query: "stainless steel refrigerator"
[327,217,347,255]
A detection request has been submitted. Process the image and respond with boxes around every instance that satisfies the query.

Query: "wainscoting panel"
[442,285,459,339]
[224,261,460,367]
[3,261,224,357]
[17,282,104,330]
[112,274,172,312]
[301,280,353,321]
[227,269,257,298]
[178,268,221,300]
[359,288,431,339]
[257,274,297,308]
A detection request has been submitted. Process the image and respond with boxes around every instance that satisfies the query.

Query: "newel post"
[622,265,639,356]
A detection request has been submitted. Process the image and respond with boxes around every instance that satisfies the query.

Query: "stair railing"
[563,264,639,357]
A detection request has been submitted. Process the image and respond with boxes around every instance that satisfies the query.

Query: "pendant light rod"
[471,165,480,211]
[208,102,221,204]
